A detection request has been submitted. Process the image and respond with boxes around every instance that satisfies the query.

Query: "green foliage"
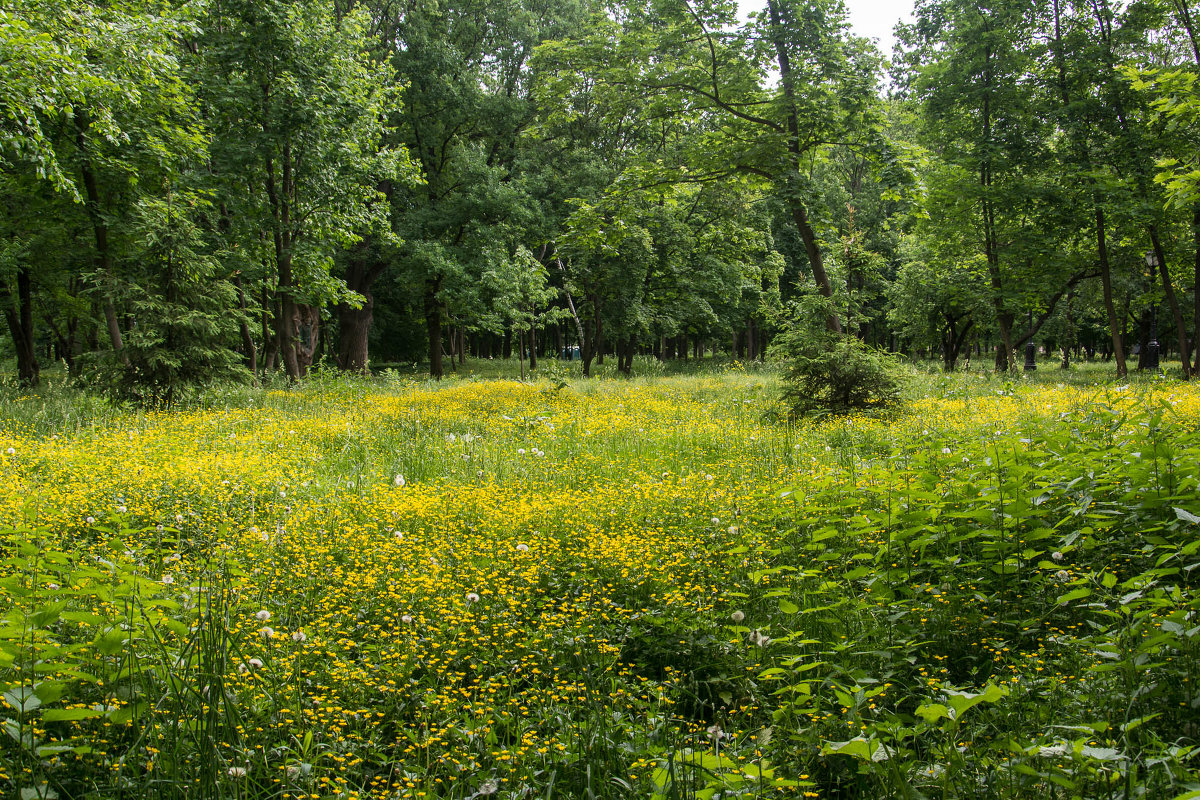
[85,192,252,404]
[774,298,904,417]
[1126,66,1200,208]
[3,372,1200,797]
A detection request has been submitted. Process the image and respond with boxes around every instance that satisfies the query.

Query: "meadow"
[2,360,1200,799]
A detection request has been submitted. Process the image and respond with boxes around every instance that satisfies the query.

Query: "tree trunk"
[266,142,303,381]
[942,316,972,373]
[1097,207,1127,378]
[234,277,258,376]
[425,277,443,379]
[76,116,128,366]
[517,330,526,379]
[766,0,841,334]
[528,324,537,370]
[1137,307,1152,371]
[261,285,278,373]
[594,307,605,365]
[1193,204,1200,373]
[581,294,600,376]
[337,259,385,373]
[1,268,39,386]
[1149,226,1191,379]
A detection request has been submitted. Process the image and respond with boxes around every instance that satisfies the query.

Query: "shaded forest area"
[2,0,1199,399]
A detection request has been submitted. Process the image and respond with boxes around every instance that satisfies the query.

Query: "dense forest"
[3,0,1199,397]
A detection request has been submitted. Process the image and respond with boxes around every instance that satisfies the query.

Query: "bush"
[772,299,904,418]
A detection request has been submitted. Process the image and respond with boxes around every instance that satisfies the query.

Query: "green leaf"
[20,787,58,800]
[3,687,42,714]
[915,703,950,723]
[1079,745,1124,761]
[1057,587,1092,604]
[96,628,129,656]
[42,707,104,722]
[943,683,1008,717]
[1173,507,1200,525]
[779,599,799,614]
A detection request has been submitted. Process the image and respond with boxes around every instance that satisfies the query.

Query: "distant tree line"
[1,0,1198,398]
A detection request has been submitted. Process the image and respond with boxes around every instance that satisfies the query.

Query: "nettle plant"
[0,520,261,800]
[723,392,1200,798]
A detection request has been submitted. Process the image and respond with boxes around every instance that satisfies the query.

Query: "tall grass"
[1,365,1198,799]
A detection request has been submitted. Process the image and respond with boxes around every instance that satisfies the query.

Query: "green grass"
[1,363,1199,799]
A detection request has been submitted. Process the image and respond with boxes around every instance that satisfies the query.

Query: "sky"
[739,0,915,58]
[844,0,915,57]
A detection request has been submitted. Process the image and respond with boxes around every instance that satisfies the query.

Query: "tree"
[201,0,409,380]
[0,0,206,383]
[536,0,883,336]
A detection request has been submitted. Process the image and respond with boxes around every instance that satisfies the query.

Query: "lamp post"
[1024,309,1037,371]
[1145,251,1160,372]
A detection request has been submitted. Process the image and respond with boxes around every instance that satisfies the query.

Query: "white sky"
[739,0,915,58]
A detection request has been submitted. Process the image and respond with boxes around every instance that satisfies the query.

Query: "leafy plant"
[773,297,905,418]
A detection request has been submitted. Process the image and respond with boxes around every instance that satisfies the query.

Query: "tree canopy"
[2,0,1199,390]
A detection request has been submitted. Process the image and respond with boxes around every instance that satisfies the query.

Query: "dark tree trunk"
[2,268,39,386]
[76,115,127,367]
[1137,307,1152,371]
[266,142,304,381]
[1097,208,1128,378]
[337,259,385,373]
[942,316,973,372]
[424,277,443,379]
[293,304,320,375]
[1150,227,1190,379]
[528,325,537,370]
[618,337,635,374]
[581,294,601,376]
[595,311,604,367]
[234,277,258,376]
[766,0,841,334]
[261,286,278,373]
[1193,204,1200,374]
